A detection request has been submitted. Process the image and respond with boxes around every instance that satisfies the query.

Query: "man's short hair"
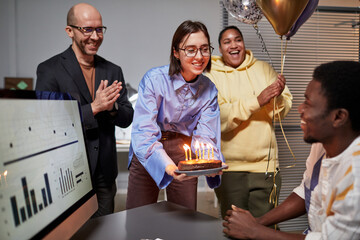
[313,61,360,132]
[67,6,76,25]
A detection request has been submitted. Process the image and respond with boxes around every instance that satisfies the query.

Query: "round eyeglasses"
[69,25,107,36]
[179,45,214,57]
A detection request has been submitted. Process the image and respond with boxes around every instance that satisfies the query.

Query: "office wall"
[0,0,222,89]
[0,0,357,89]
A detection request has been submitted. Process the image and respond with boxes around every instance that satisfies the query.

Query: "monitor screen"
[0,90,97,240]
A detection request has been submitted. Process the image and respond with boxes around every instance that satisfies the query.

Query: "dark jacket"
[36,46,134,185]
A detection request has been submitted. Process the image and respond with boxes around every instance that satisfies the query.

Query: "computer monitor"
[0,90,97,240]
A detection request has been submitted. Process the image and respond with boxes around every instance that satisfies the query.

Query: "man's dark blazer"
[36,46,134,185]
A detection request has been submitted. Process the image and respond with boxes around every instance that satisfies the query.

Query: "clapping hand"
[91,80,122,115]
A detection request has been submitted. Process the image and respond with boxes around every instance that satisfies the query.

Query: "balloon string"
[278,38,295,168]
[268,98,297,211]
[269,169,278,206]
[280,38,288,75]
[268,37,296,210]
[273,37,296,169]
[268,104,278,206]
[281,38,283,73]
[253,24,273,68]
[275,102,297,169]
[268,102,278,231]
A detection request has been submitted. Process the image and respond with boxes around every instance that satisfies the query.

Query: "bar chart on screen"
[0,99,93,240]
[9,173,53,227]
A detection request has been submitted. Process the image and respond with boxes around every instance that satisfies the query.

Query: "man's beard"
[304,136,319,144]
[76,39,101,56]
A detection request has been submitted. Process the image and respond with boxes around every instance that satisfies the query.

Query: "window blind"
[220,2,359,231]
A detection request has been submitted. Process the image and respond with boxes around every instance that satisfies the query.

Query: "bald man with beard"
[36,3,134,217]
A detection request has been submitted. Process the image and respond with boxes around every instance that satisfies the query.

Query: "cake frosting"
[178,159,222,171]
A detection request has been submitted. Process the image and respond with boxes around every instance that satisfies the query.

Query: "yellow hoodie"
[205,50,292,172]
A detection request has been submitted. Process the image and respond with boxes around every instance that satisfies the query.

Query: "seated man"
[223,61,360,240]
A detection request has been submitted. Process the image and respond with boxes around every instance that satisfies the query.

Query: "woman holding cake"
[126,20,224,211]
[205,26,293,219]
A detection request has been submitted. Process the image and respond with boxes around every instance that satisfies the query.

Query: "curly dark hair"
[313,60,360,132]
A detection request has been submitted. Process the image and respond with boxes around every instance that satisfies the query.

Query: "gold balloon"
[256,0,309,36]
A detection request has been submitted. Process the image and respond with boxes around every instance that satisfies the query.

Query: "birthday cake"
[178,159,222,171]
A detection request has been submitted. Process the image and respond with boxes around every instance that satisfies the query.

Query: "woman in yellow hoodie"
[205,26,292,219]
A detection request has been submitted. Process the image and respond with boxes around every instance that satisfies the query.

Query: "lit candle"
[4,170,7,185]
[195,141,200,160]
[201,143,205,160]
[188,146,192,160]
[183,145,188,160]
[207,144,210,160]
[208,143,214,159]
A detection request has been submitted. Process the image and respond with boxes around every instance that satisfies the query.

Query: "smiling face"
[219,28,246,68]
[66,4,103,58]
[298,80,334,144]
[174,31,210,82]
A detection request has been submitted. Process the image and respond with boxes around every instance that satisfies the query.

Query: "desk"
[72,201,229,240]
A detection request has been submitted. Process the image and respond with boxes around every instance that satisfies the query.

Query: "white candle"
[207,144,210,160]
[183,145,188,160]
[201,143,205,160]
[208,143,214,159]
[188,146,192,160]
[195,141,200,160]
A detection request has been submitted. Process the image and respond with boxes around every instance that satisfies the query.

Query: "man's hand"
[223,205,259,239]
[257,74,286,107]
[91,80,122,116]
[224,204,307,240]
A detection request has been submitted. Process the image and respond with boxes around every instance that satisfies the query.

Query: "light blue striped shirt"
[128,65,224,189]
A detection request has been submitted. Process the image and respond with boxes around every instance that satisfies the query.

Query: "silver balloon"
[253,25,273,68]
[222,0,263,25]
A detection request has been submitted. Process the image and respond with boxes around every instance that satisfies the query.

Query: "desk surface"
[72,201,229,240]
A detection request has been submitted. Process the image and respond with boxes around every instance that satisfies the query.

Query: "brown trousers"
[126,132,198,210]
